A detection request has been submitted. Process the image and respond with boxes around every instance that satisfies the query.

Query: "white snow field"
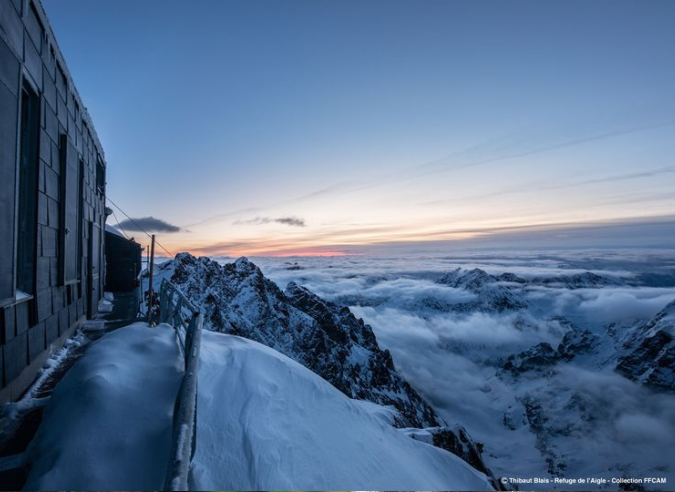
[23,323,492,491]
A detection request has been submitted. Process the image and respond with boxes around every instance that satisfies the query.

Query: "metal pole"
[144,244,150,314]
[147,235,156,324]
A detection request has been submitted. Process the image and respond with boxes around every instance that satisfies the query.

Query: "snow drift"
[24,323,492,491]
[192,330,492,491]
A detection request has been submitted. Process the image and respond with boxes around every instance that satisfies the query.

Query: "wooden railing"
[158,279,203,491]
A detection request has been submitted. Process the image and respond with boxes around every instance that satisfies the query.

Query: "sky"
[42,0,675,256]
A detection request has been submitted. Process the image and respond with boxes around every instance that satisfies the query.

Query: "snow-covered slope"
[24,323,493,491]
[192,330,493,491]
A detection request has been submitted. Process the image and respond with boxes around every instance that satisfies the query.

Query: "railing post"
[159,280,168,324]
[173,297,183,332]
[147,234,156,324]
[159,280,203,491]
[185,315,197,370]
[164,312,203,491]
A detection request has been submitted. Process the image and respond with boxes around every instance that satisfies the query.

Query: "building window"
[58,136,81,285]
[56,62,67,97]
[16,82,41,297]
[26,2,45,54]
[78,159,84,279]
[96,156,105,195]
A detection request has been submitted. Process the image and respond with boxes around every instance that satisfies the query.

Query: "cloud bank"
[117,216,181,233]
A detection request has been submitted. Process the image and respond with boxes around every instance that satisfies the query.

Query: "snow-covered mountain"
[161,253,438,428]
[502,328,600,376]
[436,268,529,312]
[616,300,675,392]
[427,266,675,488]
[529,272,623,289]
[152,253,502,487]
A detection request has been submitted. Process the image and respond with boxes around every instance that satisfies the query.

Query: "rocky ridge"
[154,253,504,488]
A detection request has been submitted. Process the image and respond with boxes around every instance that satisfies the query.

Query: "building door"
[87,221,101,318]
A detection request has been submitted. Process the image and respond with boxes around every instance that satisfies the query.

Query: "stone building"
[0,0,107,403]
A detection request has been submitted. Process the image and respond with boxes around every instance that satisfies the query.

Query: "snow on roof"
[104,224,127,239]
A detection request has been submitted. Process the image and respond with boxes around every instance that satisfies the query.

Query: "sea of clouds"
[243,249,675,488]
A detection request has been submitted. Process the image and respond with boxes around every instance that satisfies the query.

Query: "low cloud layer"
[247,250,675,483]
[117,216,181,233]
[235,216,306,227]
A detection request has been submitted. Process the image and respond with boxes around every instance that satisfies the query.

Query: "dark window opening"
[17,82,41,297]
[82,122,89,148]
[58,136,81,285]
[96,156,105,195]
[56,62,67,97]
[77,159,84,278]
[26,2,45,54]
[74,99,80,125]
[67,284,74,305]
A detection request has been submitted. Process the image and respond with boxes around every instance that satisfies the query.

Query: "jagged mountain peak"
[495,272,528,284]
[436,267,527,313]
[438,267,496,291]
[233,256,260,273]
[285,280,310,297]
[532,271,621,289]
[160,253,439,427]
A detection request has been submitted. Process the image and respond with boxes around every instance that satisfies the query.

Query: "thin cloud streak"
[234,216,307,227]
[424,165,675,206]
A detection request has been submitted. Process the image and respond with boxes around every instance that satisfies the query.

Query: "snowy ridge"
[151,253,502,486]
[192,331,493,491]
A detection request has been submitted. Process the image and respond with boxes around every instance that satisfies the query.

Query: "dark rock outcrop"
[503,343,559,374]
[503,327,599,375]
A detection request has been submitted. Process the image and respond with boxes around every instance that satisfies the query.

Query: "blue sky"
[43,0,675,255]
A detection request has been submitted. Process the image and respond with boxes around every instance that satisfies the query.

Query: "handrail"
[159,279,203,491]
